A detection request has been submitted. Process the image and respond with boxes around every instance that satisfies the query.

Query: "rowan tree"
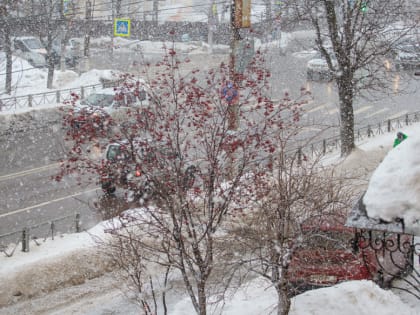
[58,43,310,314]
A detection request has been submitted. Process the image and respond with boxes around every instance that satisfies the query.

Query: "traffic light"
[360,1,367,12]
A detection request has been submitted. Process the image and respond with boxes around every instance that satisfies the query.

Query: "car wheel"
[142,181,155,199]
[102,182,116,195]
[307,71,313,81]
[105,186,116,195]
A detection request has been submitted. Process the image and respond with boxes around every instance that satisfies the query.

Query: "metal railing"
[294,111,420,160]
[0,84,102,112]
[0,213,81,257]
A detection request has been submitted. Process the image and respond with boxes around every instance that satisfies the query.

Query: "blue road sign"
[222,82,238,104]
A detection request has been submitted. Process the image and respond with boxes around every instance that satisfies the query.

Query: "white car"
[71,87,149,129]
[306,52,338,81]
[13,36,47,68]
[394,43,420,70]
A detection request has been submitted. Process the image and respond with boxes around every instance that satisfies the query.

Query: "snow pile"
[169,278,416,315]
[290,280,416,315]
[0,229,112,307]
[0,53,48,95]
[364,133,420,235]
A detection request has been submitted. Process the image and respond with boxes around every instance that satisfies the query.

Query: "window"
[23,38,44,50]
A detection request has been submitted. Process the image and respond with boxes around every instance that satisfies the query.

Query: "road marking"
[0,163,61,182]
[364,108,389,118]
[328,108,339,115]
[307,103,328,113]
[354,105,373,115]
[0,187,98,219]
[302,126,323,132]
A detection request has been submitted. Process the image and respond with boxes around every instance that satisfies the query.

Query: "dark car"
[51,38,81,68]
[100,140,197,202]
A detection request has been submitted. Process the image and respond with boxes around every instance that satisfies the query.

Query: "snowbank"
[0,229,113,307]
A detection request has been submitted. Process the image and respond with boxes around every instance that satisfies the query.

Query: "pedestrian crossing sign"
[114,18,131,37]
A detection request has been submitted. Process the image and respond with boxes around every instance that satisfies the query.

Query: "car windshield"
[23,38,44,49]
[304,230,353,251]
[83,93,114,107]
[106,144,129,161]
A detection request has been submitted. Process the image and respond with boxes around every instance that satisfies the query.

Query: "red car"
[287,222,378,295]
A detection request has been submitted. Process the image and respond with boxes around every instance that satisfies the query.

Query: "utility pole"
[60,0,67,71]
[263,0,272,42]
[228,1,240,130]
[208,1,216,54]
[153,0,158,25]
[226,1,252,178]
[228,0,244,131]
[80,0,92,73]
[84,0,92,57]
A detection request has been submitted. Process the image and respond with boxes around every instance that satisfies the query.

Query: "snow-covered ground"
[1,122,420,314]
[1,30,419,315]
[0,30,312,101]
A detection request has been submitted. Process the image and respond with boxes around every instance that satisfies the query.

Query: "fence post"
[322,139,326,155]
[56,91,61,104]
[377,123,383,135]
[22,228,30,252]
[81,87,85,99]
[405,114,409,126]
[51,221,55,240]
[387,120,391,132]
[28,95,33,107]
[75,213,81,233]
[367,125,372,138]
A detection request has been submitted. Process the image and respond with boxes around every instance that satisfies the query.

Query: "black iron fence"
[292,111,420,160]
[0,213,81,257]
[0,84,101,112]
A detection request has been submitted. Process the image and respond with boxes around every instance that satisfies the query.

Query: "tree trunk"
[198,281,207,315]
[337,76,355,156]
[47,59,55,89]
[1,5,12,95]
[5,30,12,94]
[46,29,54,89]
[276,284,291,315]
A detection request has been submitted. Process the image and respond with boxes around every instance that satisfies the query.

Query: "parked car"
[51,38,81,68]
[306,52,338,81]
[393,42,420,70]
[287,222,375,295]
[69,87,148,129]
[13,36,47,68]
[287,219,412,296]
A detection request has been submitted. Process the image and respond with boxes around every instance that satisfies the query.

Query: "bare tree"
[24,0,63,88]
[225,143,357,315]
[58,45,309,314]
[285,0,419,156]
[0,1,21,94]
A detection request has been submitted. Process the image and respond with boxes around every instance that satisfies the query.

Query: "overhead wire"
[10,0,230,21]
